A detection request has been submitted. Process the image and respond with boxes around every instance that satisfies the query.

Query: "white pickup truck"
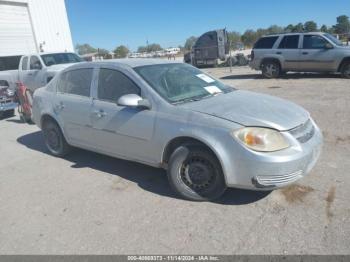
[0,52,82,120]
[17,52,83,94]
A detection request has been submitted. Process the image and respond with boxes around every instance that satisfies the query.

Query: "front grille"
[0,97,12,104]
[256,170,303,187]
[289,119,315,143]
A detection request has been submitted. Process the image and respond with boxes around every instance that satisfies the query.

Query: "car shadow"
[17,131,271,205]
[221,72,342,80]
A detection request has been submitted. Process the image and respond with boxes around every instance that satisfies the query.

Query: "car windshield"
[40,53,83,66]
[134,63,234,104]
[324,33,343,46]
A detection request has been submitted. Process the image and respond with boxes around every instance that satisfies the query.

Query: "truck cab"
[19,52,83,94]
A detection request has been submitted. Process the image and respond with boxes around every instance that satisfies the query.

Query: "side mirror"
[325,43,333,49]
[117,94,151,109]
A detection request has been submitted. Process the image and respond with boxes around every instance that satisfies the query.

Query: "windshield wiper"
[172,92,223,105]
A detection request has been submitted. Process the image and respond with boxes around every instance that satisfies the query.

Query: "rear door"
[54,68,94,146]
[277,35,301,70]
[300,34,336,71]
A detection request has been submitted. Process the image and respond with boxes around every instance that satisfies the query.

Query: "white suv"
[249,32,350,78]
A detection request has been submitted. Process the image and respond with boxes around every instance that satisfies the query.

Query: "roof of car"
[94,58,181,68]
[264,32,326,37]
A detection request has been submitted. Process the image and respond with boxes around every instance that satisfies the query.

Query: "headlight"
[232,127,290,152]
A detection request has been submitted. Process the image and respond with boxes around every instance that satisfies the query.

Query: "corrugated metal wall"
[27,0,74,52]
[0,0,74,55]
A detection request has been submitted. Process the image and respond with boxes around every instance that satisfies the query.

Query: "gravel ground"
[0,66,349,255]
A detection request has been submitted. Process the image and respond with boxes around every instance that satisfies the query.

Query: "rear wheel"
[262,60,281,78]
[167,145,227,201]
[42,120,71,157]
[341,62,350,79]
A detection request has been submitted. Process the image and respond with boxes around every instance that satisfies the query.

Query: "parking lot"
[0,66,349,255]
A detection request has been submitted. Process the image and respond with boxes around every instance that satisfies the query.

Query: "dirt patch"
[267,86,282,89]
[325,186,336,221]
[280,184,314,203]
[335,135,350,144]
[111,178,129,191]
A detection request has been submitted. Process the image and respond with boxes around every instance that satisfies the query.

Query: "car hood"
[180,90,309,131]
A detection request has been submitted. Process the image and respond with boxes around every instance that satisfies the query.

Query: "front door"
[90,68,157,164]
[299,35,336,71]
[22,55,44,93]
[54,68,94,146]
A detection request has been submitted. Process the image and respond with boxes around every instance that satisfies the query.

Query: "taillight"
[251,50,255,60]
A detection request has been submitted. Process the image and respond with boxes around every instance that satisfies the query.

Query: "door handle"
[302,52,309,55]
[276,52,282,55]
[93,110,107,118]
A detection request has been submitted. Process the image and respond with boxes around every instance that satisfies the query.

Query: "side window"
[97,68,140,102]
[29,56,42,70]
[57,68,92,97]
[303,35,328,49]
[21,57,28,70]
[278,35,300,49]
[254,36,279,49]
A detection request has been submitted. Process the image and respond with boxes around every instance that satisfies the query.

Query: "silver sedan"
[32,59,323,201]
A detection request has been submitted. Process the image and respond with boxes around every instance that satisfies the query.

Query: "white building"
[0,0,74,56]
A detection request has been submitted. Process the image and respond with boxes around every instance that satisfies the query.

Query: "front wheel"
[167,146,227,201]
[42,120,71,157]
[341,62,350,79]
[261,61,281,78]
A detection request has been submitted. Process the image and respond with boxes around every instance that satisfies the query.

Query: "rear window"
[57,68,92,97]
[278,35,300,49]
[0,56,22,71]
[254,36,279,49]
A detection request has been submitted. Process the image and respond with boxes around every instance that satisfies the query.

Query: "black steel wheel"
[42,120,71,157]
[167,145,226,201]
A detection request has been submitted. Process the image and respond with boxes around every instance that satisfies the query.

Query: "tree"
[184,36,198,51]
[320,24,328,32]
[148,43,162,52]
[334,15,350,34]
[267,25,284,34]
[75,44,97,55]
[304,21,318,32]
[97,48,109,56]
[293,23,304,32]
[241,30,258,47]
[138,43,162,53]
[284,24,295,33]
[227,31,241,50]
[114,45,129,58]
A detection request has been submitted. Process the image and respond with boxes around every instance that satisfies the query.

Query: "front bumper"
[0,101,17,112]
[220,121,323,190]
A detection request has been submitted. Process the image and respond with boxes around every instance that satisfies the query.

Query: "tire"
[261,60,281,78]
[341,62,350,79]
[42,120,71,157]
[167,145,227,201]
[7,109,15,117]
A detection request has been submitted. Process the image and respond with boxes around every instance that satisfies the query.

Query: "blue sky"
[65,0,349,51]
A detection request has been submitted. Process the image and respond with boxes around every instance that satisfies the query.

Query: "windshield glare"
[134,63,233,104]
[324,33,343,46]
[40,53,83,66]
